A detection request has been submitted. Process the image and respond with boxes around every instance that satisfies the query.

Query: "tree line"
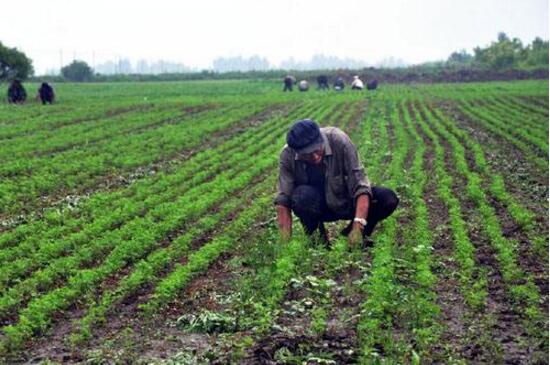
[446,32,548,70]
[0,33,548,83]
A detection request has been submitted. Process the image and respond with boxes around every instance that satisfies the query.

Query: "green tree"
[473,32,525,69]
[524,37,549,67]
[447,49,473,66]
[61,60,94,81]
[0,41,34,82]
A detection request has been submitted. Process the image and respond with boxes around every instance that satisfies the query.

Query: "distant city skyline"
[72,54,406,76]
[1,0,547,75]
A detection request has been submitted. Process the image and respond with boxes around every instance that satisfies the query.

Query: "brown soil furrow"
[398,103,418,177]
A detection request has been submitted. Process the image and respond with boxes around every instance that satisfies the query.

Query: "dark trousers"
[291,185,399,238]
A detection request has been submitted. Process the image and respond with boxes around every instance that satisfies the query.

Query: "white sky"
[1,0,548,74]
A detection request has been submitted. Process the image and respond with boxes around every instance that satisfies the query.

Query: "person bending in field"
[283,75,296,92]
[367,79,378,90]
[351,75,364,90]
[38,82,55,104]
[7,79,27,104]
[275,119,399,248]
[333,76,345,91]
[298,80,309,92]
[317,75,329,90]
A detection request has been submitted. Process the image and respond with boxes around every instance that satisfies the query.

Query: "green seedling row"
[0,98,344,350]
[357,97,410,361]
[0,101,268,216]
[0,102,315,289]
[464,99,548,153]
[71,173,277,344]
[419,103,545,327]
[0,102,324,320]
[426,103,548,258]
[504,95,549,117]
[481,97,548,135]
[0,101,303,249]
[411,101,488,310]
[456,99,547,171]
[0,149,277,350]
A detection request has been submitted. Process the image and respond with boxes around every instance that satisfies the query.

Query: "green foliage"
[472,32,548,70]
[177,310,237,333]
[524,37,549,67]
[0,41,33,82]
[61,60,94,82]
[447,49,474,66]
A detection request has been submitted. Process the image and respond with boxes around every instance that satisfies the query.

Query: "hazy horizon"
[1,0,548,75]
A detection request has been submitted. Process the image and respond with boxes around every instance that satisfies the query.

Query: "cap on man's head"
[286,119,323,154]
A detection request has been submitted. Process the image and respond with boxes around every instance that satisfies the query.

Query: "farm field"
[0,79,548,364]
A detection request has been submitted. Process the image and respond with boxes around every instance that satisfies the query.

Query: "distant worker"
[275,119,399,247]
[7,79,27,104]
[333,76,345,91]
[351,75,364,90]
[38,82,55,104]
[316,75,329,90]
[367,80,378,90]
[298,80,309,92]
[283,75,296,92]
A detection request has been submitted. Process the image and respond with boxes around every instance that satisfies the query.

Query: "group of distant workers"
[283,75,378,92]
[6,79,55,104]
[6,75,376,104]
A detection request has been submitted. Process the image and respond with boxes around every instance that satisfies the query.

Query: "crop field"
[0,79,547,364]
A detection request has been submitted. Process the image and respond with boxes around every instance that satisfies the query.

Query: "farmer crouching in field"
[7,79,27,104]
[38,82,55,104]
[283,75,296,92]
[275,119,398,248]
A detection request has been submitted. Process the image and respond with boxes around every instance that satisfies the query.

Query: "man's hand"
[276,205,292,243]
[348,225,363,248]
[280,229,291,243]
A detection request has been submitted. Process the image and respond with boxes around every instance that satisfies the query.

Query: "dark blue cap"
[286,119,323,154]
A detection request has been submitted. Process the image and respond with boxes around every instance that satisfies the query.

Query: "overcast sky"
[1,0,548,74]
